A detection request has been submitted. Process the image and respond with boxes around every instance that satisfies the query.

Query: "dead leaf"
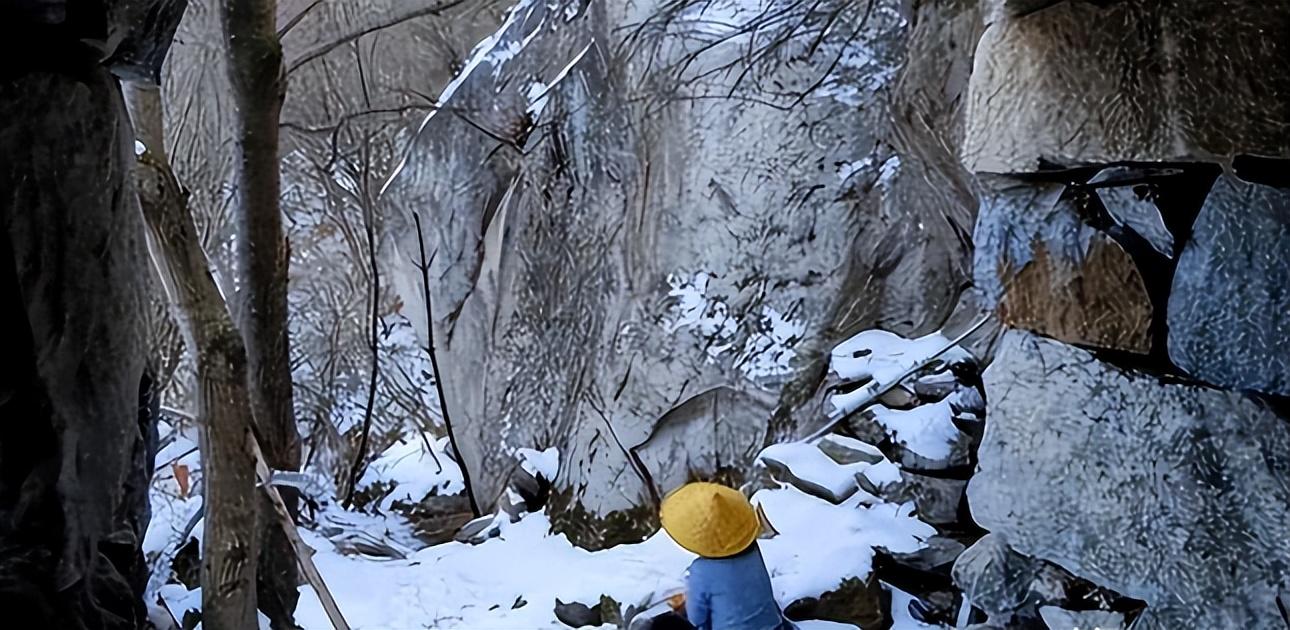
[173,463,190,499]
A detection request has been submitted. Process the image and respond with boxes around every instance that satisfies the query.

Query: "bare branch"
[285,0,472,74]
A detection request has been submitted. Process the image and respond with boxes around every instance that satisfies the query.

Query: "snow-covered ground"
[148,325,967,629]
[151,433,941,629]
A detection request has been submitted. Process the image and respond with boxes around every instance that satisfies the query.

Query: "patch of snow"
[526,42,593,119]
[813,4,907,105]
[757,442,871,500]
[756,487,934,604]
[134,140,146,156]
[831,329,971,384]
[287,481,933,629]
[296,513,693,629]
[861,459,903,487]
[516,446,559,480]
[869,399,961,461]
[836,157,873,182]
[359,436,464,511]
[665,271,805,379]
[877,156,902,190]
[738,304,807,378]
[488,21,544,78]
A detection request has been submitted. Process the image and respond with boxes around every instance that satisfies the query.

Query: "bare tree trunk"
[135,147,260,630]
[221,0,303,625]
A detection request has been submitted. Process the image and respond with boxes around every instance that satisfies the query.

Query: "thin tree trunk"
[134,148,260,630]
[221,0,303,625]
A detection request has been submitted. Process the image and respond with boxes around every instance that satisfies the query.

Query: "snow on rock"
[831,330,971,384]
[516,446,560,480]
[868,399,962,461]
[358,436,464,511]
[860,459,903,488]
[379,0,540,196]
[757,442,874,503]
[666,271,806,379]
[525,42,593,119]
[829,329,973,418]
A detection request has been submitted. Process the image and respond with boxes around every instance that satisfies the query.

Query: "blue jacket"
[685,543,795,630]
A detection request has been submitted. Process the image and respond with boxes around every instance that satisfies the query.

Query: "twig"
[154,446,199,472]
[413,212,481,517]
[277,0,326,38]
[341,144,383,509]
[286,0,471,74]
[803,316,991,443]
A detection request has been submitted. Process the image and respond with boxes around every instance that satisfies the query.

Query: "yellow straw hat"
[660,482,759,558]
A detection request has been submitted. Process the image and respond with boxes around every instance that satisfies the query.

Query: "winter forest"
[2,0,1289,629]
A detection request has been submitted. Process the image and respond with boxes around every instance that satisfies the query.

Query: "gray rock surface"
[1090,167,1178,259]
[972,176,1152,353]
[1168,174,1290,397]
[971,330,1290,629]
[952,534,1067,623]
[1038,606,1127,630]
[964,1,1290,172]
[879,472,966,526]
[379,0,981,544]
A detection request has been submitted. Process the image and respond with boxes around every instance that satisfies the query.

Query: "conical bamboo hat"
[660,482,759,558]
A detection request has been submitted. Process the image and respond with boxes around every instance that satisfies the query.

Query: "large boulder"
[963,0,1290,173]
[379,0,982,545]
[970,330,1290,629]
[972,177,1153,353]
[1168,173,1290,397]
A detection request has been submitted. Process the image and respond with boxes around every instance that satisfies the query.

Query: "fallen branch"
[253,439,351,630]
[803,316,991,443]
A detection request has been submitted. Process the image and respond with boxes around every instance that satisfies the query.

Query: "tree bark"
[221,0,303,625]
[135,149,260,630]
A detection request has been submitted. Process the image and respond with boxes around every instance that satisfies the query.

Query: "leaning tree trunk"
[220,0,302,625]
[135,148,260,628]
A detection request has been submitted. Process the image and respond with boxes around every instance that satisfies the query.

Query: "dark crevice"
[1232,155,1290,189]
[1069,162,1221,364]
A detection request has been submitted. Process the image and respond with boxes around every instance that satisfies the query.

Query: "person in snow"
[657,482,796,630]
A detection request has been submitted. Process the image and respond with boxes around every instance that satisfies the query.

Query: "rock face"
[964,0,1290,172]
[972,176,1153,353]
[1168,174,1290,397]
[379,0,982,545]
[971,331,1290,629]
